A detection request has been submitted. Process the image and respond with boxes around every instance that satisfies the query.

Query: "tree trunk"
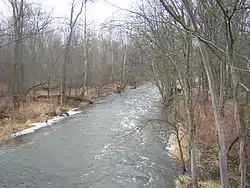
[111,40,115,84]
[219,60,226,116]
[61,39,70,105]
[183,30,198,188]
[47,75,51,98]
[10,0,25,109]
[201,73,208,116]
[176,129,187,174]
[122,45,127,85]
[63,0,84,101]
[183,67,198,188]
[83,1,88,96]
[199,43,230,188]
[238,103,247,188]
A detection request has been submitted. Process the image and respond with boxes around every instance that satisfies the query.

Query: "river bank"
[0,84,178,188]
[0,80,147,142]
[169,98,249,187]
[0,84,126,142]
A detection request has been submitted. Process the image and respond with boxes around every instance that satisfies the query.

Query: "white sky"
[41,0,133,24]
[0,0,133,26]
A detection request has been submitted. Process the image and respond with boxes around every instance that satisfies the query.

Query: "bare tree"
[9,0,25,108]
[83,0,88,96]
[61,0,84,105]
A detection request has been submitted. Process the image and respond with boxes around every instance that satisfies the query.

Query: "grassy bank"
[0,96,90,142]
[0,84,119,142]
[0,81,145,142]
[0,100,90,141]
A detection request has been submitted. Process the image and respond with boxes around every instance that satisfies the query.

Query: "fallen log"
[65,96,94,104]
[37,95,94,104]
[37,94,59,99]
[25,81,47,96]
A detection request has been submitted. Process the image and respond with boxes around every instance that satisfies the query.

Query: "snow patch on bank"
[165,134,175,153]
[11,108,82,138]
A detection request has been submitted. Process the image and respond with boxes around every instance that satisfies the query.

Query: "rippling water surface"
[0,84,180,188]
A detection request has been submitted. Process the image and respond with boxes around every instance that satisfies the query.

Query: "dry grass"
[0,96,91,142]
[0,84,122,142]
[174,175,218,188]
[0,120,32,141]
[169,126,219,187]
[0,99,61,141]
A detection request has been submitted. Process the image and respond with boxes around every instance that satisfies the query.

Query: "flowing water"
[0,84,180,188]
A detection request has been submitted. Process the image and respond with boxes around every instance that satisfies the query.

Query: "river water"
[0,84,179,188]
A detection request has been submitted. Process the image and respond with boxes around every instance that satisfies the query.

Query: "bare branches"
[0,20,50,49]
[160,0,227,56]
[70,0,85,29]
[24,81,47,96]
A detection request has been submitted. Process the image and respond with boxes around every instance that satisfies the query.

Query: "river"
[0,84,180,188]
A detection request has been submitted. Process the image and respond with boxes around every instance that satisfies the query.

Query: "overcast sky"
[42,0,133,24]
[1,0,133,25]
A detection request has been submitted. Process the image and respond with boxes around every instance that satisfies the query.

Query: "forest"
[0,0,151,139]
[0,0,249,188]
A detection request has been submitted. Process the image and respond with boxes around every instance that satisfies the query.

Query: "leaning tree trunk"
[199,43,230,188]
